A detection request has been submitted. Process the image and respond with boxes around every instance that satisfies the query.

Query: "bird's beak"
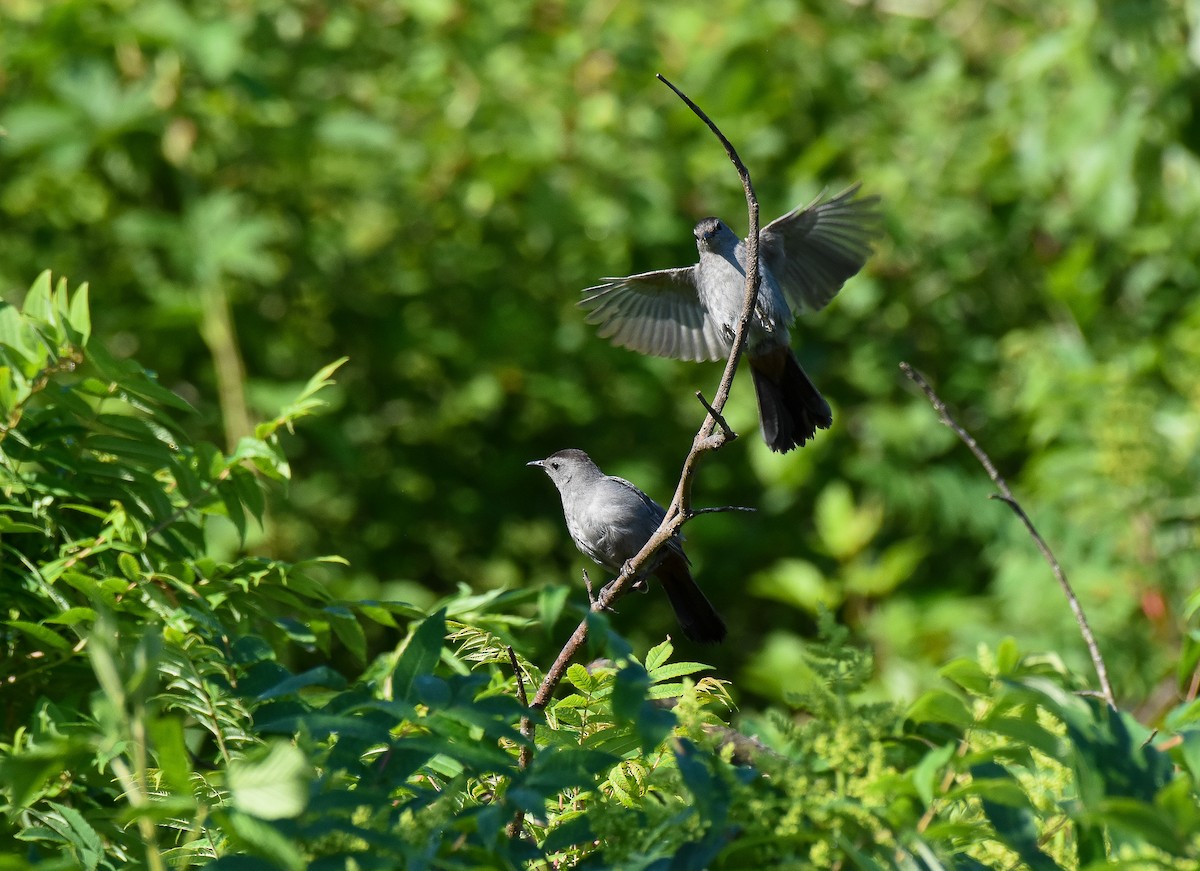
[526,459,544,468]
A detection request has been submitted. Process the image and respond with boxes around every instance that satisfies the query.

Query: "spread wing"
[578,266,727,363]
[759,184,881,314]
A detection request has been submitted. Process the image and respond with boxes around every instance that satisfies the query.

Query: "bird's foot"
[595,579,621,612]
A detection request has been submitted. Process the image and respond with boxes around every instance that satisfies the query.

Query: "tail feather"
[750,349,832,452]
[655,554,726,644]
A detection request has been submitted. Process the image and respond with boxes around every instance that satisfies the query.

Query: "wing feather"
[759,184,882,314]
[579,266,726,362]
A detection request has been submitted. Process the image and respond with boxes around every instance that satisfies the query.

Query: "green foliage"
[4,0,1200,865]
[3,0,1197,702]
[2,279,1199,867]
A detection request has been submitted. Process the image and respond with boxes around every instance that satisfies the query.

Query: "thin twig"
[507,646,530,708]
[688,506,756,516]
[899,362,1116,708]
[695,391,735,441]
[508,80,763,839]
[505,646,533,839]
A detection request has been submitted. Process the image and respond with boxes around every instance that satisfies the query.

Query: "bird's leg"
[592,571,625,612]
[583,568,596,605]
[617,559,650,593]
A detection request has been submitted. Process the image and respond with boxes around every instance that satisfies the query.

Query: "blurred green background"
[3,0,1198,710]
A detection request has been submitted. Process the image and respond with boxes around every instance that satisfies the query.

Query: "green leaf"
[939,657,993,696]
[256,666,348,701]
[42,607,97,627]
[391,608,446,703]
[647,660,712,683]
[980,711,1063,758]
[45,801,105,871]
[1174,728,1200,780]
[1094,796,1184,852]
[566,662,595,694]
[906,689,973,728]
[6,620,71,651]
[970,764,1061,871]
[67,281,92,345]
[0,743,85,810]
[228,741,312,820]
[326,604,367,663]
[644,638,674,672]
[814,481,882,560]
[216,809,305,871]
[912,742,956,806]
[508,748,617,810]
[612,662,649,725]
[146,715,193,795]
[23,270,55,326]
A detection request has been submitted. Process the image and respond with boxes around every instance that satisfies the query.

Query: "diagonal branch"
[525,78,760,714]
[899,362,1116,708]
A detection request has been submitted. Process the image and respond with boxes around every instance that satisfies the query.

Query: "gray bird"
[580,185,880,452]
[528,448,726,644]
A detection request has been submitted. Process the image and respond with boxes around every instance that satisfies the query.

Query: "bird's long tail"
[655,553,726,644]
[749,348,832,452]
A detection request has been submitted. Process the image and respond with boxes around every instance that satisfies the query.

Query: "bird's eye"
[550,462,559,470]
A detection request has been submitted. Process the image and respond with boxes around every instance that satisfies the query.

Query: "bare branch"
[505,646,533,839]
[524,79,759,714]
[508,82,764,838]
[900,361,1116,709]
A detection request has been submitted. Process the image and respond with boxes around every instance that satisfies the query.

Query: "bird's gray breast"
[698,246,792,354]
[564,478,659,571]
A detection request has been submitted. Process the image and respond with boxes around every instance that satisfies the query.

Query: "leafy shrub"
[3,275,1199,868]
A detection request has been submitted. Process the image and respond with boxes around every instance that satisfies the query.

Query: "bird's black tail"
[656,554,726,644]
[750,349,833,453]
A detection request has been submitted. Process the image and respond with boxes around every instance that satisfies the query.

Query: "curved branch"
[526,79,760,714]
[899,362,1116,709]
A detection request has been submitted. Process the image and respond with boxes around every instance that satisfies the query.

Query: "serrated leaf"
[644,638,674,672]
[647,660,712,683]
[566,663,595,694]
[45,801,104,870]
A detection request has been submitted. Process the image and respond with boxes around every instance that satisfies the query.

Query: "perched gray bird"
[528,449,726,644]
[580,185,880,452]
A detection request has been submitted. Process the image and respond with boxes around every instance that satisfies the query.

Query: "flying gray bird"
[528,448,726,644]
[580,185,880,452]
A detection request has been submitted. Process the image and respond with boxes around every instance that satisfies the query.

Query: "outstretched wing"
[579,266,727,363]
[759,184,881,314]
